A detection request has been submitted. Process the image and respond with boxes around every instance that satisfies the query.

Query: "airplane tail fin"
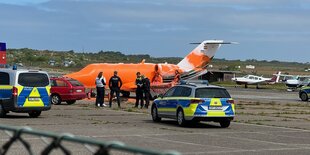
[272,71,282,83]
[268,71,281,84]
[270,75,278,83]
[177,40,236,72]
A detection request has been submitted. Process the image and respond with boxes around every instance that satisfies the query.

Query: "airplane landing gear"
[121,91,130,97]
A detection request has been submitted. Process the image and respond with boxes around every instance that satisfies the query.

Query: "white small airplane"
[232,74,279,88]
[271,71,310,91]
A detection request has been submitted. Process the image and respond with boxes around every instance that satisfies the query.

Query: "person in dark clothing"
[135,72,144,108]
[109,71,123,108]
[142,75,151,109]
[95,72,107,107]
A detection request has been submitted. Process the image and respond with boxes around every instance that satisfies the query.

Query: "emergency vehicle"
[151,81,235,127]
[0,68,51,117]
[299,83,310,101]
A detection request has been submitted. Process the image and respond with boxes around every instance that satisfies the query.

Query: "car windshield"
[18,73,49,87]
[69,80,83,86]
[195,88,231,98]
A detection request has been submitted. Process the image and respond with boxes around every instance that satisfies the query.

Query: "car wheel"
[177,108,187,127]
[0,104,7,118]
[300,92,308,101]
[66,100,76,105]
[220,120,231,128]
[28,111,41,118]
[151,105,161,122]
[51,94,61,105]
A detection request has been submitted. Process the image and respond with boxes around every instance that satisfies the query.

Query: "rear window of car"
[69,80,83,86]
[18,73,49,87]
[195,88,231,98]
[0,72,10,85]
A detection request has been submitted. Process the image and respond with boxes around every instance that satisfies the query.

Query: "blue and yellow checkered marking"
[0,85,50,107]
[0,85,13,98]
[155,97,235,117]
[302,87,310,95]
[17,86,51,107]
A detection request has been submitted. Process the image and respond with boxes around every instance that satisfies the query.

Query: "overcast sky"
[0,0,309,62]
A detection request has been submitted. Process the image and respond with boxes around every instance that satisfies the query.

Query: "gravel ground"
[0,88,309,155]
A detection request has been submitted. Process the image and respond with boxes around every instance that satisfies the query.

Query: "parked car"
[299,83,310,101]
[50,77,86,105]
[151,82,235,127]
[0,68,51,118]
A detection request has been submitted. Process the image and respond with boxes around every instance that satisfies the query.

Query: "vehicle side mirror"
[158,94,164,98]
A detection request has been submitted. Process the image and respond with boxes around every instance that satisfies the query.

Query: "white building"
[246,65,255,69]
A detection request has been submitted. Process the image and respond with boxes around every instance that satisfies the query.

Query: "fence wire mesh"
[0,124,181,155]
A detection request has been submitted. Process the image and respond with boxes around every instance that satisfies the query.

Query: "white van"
[0,68,51,117]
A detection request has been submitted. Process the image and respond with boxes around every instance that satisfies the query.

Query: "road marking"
[182,147,310,154]
[233,122,310,132]
[139,135,235,150]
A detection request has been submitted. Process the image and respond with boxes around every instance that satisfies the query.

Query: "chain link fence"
[0,124,181,155]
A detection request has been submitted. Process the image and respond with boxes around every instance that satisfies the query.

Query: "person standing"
[142,75,151,109]
[135,72,144,108]
[95,72,107,107]
[109,71,123,108]
[152,72,163,84]
[172,69,181,85]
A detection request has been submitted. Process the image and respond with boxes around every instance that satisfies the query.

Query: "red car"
[50,77,86,105]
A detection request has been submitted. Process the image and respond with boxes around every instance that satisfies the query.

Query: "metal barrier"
[0,124,181,155]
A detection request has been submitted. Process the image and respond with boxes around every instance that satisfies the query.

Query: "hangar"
[197,70,240,82]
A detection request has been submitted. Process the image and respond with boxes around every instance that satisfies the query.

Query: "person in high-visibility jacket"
[95,72,107,107]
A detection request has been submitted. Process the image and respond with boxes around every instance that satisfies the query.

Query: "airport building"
[197,70,240,82]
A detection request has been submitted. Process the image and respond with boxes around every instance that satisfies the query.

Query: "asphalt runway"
[0,88,309,155]
[227,87,300,102]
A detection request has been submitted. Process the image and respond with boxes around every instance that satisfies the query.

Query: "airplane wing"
[273,74,295,77]
[162,68,208,83]
[179,68,208,81]
[298,75,310,78]
[150,83,172,97]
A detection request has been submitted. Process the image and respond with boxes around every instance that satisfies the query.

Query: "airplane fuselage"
[65,63,180,91]
[65,40,231,93]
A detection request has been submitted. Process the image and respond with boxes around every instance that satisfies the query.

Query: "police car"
[151,82,235,127]
[0,67,51,118]
[299,83,310,101]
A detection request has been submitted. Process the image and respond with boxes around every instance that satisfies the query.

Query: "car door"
[165,86,183,117]
[169,86,193,117]
[0,72,11,99]
[17,72,50,107]
[157,87,176,116]
[54,79,68,98]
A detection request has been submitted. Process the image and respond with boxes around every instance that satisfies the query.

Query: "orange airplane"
[65,40,233,96]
